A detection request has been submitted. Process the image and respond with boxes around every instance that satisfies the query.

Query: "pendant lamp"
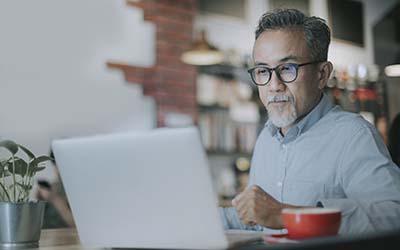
[181,30,224,66]
[385,55,400,77]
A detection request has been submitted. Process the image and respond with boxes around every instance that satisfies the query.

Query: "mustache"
[267,95,294,104]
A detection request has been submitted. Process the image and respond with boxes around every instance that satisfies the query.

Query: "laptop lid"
[52,127,229,249]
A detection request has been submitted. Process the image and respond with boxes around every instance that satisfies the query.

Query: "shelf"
[198,63,254,86]
[198,104,229,112]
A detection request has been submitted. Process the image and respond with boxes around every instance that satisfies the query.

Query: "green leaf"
[0,140,19,155]
[29,165,46,176]
[5,158,28,177]
[30,155,52,168]
[28,156,51,176]
[16,182,32,191]
[35,166,46,172]
[0,161,6,175]
[0,171,11,177]
[0,171,10,177]
[8,183,32,200]
[0,182,11,201]
[17,144,35,159]
[0,159,11,177]
[17,197,29,202]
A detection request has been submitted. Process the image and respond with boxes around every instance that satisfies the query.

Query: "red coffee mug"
[282,207,341,240]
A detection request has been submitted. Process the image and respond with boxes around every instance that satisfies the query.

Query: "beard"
[266,95,298,128]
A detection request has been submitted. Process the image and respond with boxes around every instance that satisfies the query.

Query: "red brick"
[154,16,193,35]
[153,2,196,18]
[155,65,196,77]
[157,40,191,53]
[157,29,193,42]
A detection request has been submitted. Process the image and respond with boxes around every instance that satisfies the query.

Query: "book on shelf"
[198,111,258,154]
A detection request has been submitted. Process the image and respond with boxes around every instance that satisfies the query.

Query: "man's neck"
[279,93,323,137]
[280,125,291,136]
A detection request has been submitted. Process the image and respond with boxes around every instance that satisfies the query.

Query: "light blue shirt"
[220,93,400,235]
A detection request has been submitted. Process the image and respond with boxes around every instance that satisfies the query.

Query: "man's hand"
[37,185,56,201]
[232,185,290,229]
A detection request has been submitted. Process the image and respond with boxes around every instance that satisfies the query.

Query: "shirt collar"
[266,93,334,138]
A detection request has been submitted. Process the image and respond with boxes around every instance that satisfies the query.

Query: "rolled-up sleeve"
[219,207,264,231]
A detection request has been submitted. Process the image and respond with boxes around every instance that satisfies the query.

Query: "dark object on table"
[38,180,52,190]
[235,228,400,250]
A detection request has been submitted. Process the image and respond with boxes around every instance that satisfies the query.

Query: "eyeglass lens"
[252,64,298,85]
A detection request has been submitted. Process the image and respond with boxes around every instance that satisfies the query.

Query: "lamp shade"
[181,30,224,66]
[385,64,400,77]
[385,55,400,77]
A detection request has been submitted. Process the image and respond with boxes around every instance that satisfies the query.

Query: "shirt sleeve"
[317,122,400,235]
[219,207,264,231]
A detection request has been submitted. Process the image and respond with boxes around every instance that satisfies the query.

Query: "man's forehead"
[252,30,309,64]
[254,55,301,66]
[253,52,307,66]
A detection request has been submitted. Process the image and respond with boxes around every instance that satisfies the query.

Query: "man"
[220,9,400,235]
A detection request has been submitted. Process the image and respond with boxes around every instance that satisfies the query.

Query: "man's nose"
[268,71,286,92]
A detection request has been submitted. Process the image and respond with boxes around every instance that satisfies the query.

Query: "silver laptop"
[52,127,263,249]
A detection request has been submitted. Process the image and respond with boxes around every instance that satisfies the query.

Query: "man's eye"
[255,68,268,75]
[280,64,296,72]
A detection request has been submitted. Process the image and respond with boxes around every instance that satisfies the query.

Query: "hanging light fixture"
[385,55,400,77]
[181,30,224,66]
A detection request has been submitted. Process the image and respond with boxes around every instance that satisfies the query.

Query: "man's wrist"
[48,193,61,202]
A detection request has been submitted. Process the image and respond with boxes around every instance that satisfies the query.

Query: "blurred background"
[0,0,399,206]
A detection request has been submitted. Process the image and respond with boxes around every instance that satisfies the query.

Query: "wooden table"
[35,227,400,250]
[36,228,94,250]
[36,228,266,250]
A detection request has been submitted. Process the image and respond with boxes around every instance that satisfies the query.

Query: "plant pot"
[0,201,46,249]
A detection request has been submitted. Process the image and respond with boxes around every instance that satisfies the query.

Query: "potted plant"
[0,140,52,249]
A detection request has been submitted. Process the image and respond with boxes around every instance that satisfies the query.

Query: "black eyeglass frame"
[247,61,324,86]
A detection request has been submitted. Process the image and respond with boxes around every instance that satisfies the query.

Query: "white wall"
[0,0,156,180]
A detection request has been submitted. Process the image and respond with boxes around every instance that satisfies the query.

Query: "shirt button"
[277,182,283,187]
[282,144,286,149]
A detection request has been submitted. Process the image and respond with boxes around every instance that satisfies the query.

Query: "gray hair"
[255,9,330,62]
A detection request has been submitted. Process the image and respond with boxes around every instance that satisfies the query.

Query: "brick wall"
[107,0,198,127]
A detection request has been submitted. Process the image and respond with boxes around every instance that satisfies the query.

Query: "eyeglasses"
[247,61,322,86]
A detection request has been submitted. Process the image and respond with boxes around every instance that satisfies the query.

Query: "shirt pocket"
[283,179,345,206]
[283,179,325,206]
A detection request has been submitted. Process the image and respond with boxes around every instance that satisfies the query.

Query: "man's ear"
[317,61,333,90]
